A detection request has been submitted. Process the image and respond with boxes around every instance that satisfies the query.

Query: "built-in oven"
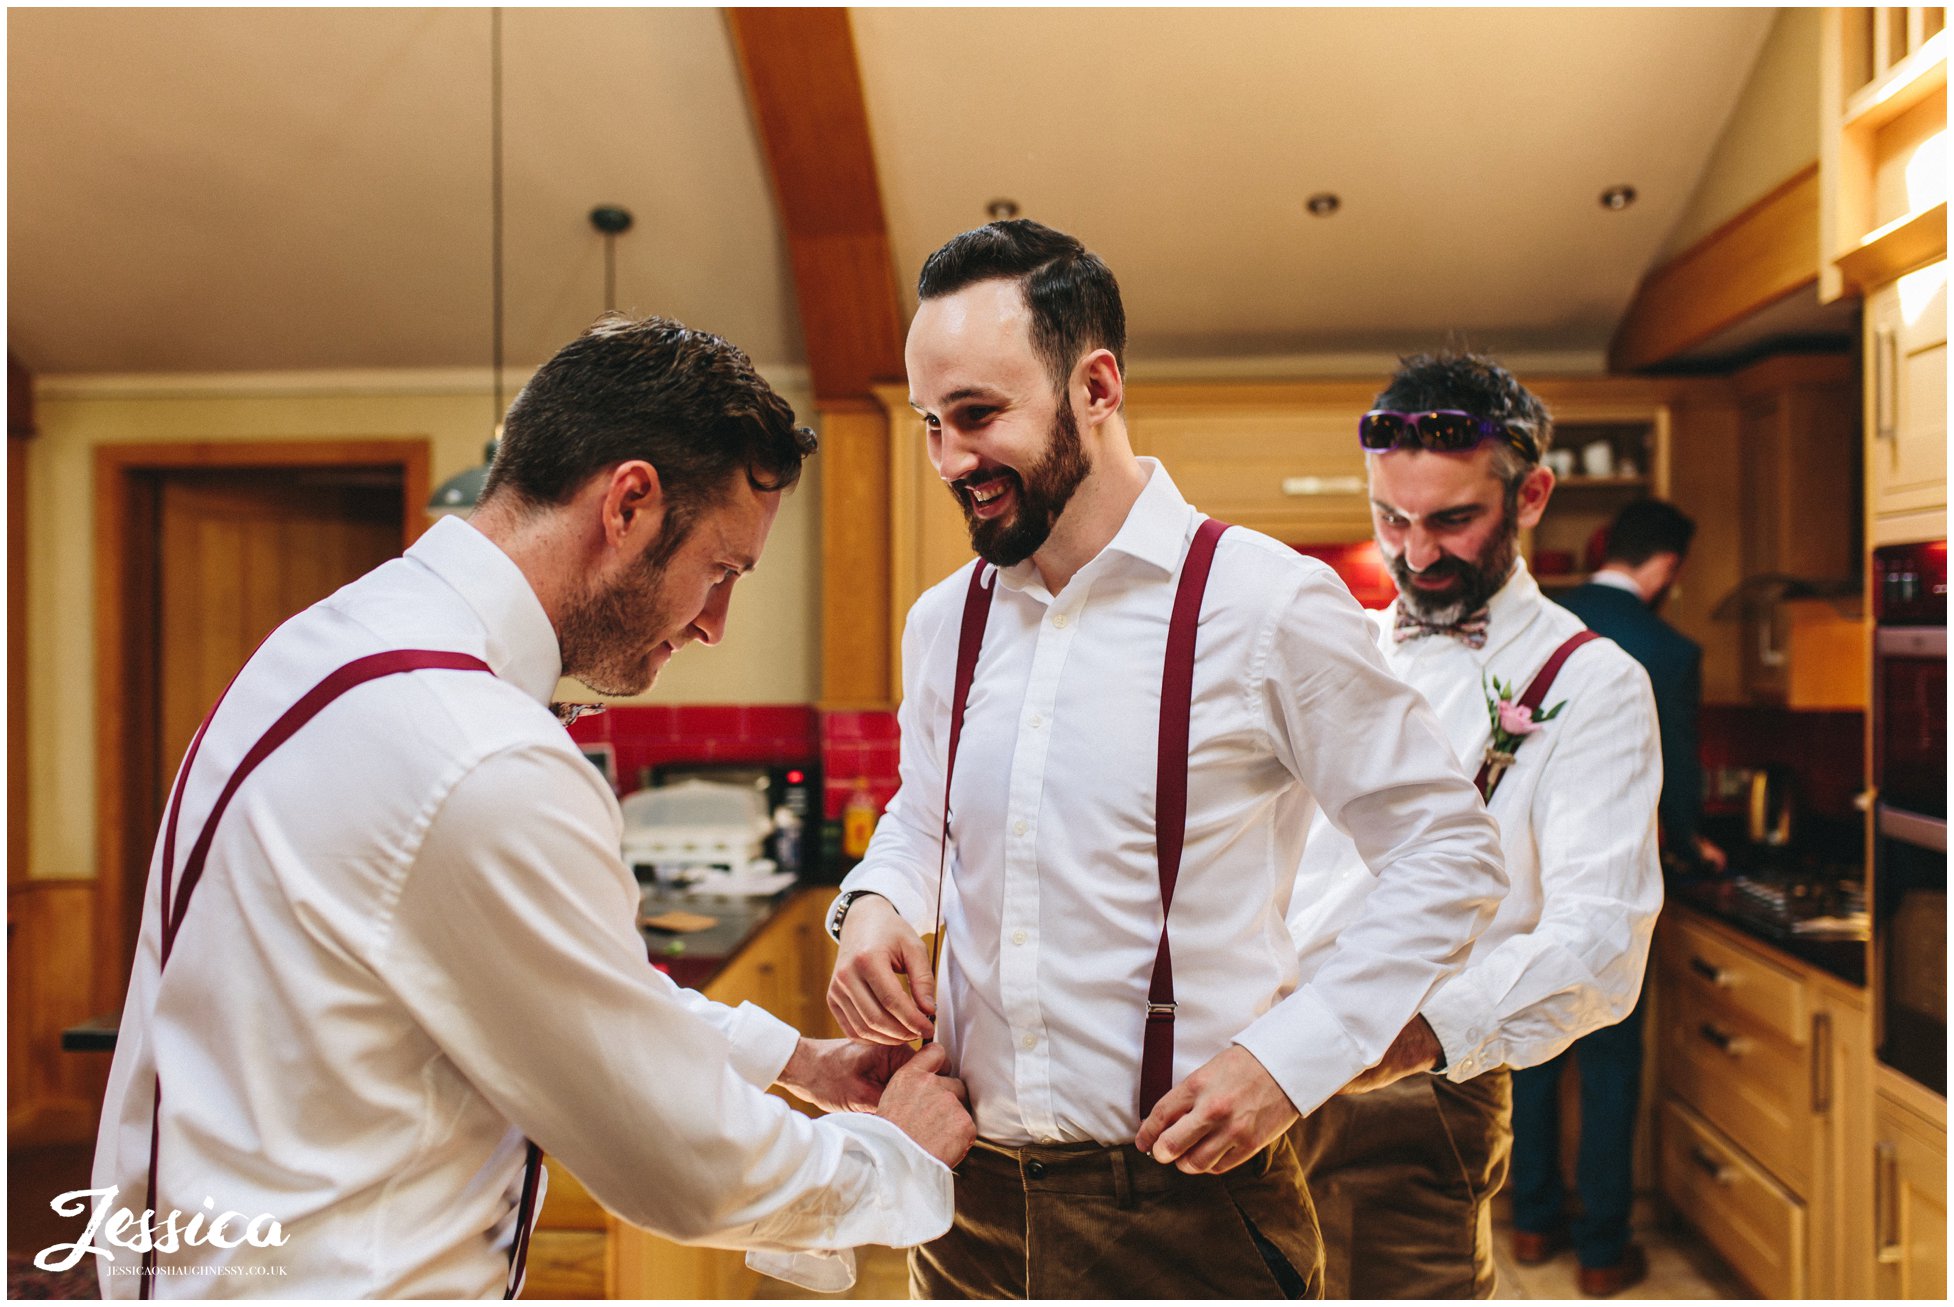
[1871,540,1946,1096]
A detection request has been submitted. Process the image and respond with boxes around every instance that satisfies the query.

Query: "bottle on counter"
[841,779,878,860]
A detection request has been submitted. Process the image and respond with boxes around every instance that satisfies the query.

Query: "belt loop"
[1112,1147,1135,1210]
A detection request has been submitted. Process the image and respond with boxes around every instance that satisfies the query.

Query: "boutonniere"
[1480,672,1567,793]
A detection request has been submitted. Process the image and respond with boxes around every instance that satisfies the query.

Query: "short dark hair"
[1603,498,1696,565]
[480,314,815,540]
[917,219,1126,394]
[1373,351,1552,487]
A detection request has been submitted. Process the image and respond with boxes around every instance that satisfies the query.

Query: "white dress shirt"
[839,461,1507,1145]
[1290,558,1665,1081]
[94,516,950,1299]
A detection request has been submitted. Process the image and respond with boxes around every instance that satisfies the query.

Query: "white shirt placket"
[998,579,1093,1143]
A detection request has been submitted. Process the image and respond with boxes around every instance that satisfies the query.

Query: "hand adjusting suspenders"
[142,650,545,1301]
[930,517,1231,1121]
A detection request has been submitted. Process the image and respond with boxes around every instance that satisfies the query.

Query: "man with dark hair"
[1505,497,1716,1296]
[825,220,1510,1298]
[95,314,973,1298]
[1288,353,1664,1298]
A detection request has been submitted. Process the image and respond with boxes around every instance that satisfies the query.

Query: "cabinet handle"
[1810,1011,1832,1113]
[1690,1145,1735,1185]
[1875,325,1899,443]
[1876,1141,1902,1263]
[1281,475,1367,497]
[1687,955,1728,986]
[1697,1022,1742,1055]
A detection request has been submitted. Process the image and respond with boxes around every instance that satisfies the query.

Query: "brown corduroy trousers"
[1289,1070,1513,1300]
[908,1135,1323,1299]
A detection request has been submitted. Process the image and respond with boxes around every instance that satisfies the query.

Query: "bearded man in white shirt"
[94,314,973,1299]
[824,220,1511,1299]
[1288,352,1664,1298]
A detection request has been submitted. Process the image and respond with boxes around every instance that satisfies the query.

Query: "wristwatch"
[826,890,880,943]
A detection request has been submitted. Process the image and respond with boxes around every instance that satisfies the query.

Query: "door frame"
[91,438,430,1011]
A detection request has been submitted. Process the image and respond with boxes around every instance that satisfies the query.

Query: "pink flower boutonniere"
[1481,672,1568,793]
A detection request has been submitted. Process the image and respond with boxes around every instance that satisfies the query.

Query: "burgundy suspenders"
[141,649,546,1301]
[933,517,1231,1121]
[1472,630,1601,802]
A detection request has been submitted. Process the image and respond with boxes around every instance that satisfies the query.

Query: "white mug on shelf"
[1544,449,1576,478]
[1580,441,1614,478]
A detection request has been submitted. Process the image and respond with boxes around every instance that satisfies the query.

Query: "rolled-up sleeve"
[377,743,953,1253]
[1234,570,1508,1116]
[1420,653,1665,1079]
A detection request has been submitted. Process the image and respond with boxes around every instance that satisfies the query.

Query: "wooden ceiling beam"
[1609,163,1821,373]
[726,8,907,402]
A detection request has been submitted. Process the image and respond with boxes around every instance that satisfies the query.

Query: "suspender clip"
[1146,1002,1177,1018]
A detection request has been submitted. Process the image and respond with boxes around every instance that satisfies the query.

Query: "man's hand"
[874,1043,975,1169]
[828,894,936,1044]
[777,1037,917,1114]
[1339,1014,1443,1095]
[1134,1045,1298,1175]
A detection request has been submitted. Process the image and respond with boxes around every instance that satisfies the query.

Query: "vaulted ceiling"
[9,7,1779,377]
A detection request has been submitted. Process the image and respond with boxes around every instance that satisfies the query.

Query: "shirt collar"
[1476,555,1552,662]
[1588,569,1645,597]
[406,516,563,707]
[992,457,1194,595]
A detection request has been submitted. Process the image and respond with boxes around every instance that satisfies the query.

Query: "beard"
[1386,508,1521,625]
[557,532,684,697]
[948,398,1092,568]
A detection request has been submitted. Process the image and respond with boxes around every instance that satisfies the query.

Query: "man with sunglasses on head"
[824,222,1511,1299]
[1287,352,1663,1298]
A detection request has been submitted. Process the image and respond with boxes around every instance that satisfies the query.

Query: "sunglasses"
[1357,409,1539,463]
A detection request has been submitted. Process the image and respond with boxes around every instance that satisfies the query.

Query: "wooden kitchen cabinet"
[1653,906,1873,1299]
[1864,261,1948,542]
[526,889,845,1300]
[1872,1069,1949,1299]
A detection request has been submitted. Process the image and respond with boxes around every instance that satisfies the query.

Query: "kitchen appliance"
[646,761,823,882]
[620,779,790,894]
[1871,540,1946,1095]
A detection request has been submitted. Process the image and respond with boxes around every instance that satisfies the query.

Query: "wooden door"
[116,468,403,971]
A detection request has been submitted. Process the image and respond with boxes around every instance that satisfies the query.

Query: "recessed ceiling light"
[1600,185,1638,211]
[987,198,1021,220]
[1305,192,1341,217]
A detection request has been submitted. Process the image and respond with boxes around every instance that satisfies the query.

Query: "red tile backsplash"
[821,710,902,819]
[569,704,819,794]
[1293,540,1397,610]
[1698,705,1866,822]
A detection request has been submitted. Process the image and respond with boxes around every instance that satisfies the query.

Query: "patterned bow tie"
[1393,604,1491,649]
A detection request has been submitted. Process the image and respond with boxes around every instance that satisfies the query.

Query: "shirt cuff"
[1233,985,1368,1118]
[836,865,935,936]
[722,1000,801,1087]
[1420,978,1503,1082]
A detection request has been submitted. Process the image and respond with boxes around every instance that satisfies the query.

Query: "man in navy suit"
[1509,497,1721,1295]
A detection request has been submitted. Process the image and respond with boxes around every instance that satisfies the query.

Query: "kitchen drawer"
[1660,990,1814,1194]
[523,1229,608,1299]
[539,1154,608,1230]
[1662,912,1808,1046]
[1660,1097,1807,1299]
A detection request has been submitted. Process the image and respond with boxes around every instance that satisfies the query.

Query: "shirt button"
[1052,613,1069,629]
[1027,712,1043,729]
[1022,1034,1038,1050]
[1012,929,1027,945]
[1026,1160,1047,1179]
[1013,819,1028,837]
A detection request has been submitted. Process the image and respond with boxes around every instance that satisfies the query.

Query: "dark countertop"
[63,885,804,1053]
[1666,876,1868,988]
